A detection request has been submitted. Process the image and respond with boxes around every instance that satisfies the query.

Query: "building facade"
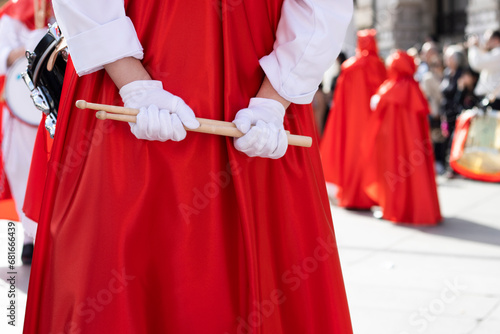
[354,0,500,56]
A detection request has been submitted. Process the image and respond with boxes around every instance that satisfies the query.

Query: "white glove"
[232,97,288,159]
[119,80,200,141]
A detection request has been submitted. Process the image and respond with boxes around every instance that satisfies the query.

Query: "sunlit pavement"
[334,176,500,334]
[0,177,499,334]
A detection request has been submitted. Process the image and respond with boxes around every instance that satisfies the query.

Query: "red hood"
[387,50,416,79]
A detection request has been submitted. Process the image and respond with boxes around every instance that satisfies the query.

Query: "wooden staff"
[75,100,313,148]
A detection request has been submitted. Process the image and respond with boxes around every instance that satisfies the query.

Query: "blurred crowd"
[315,29,500,177]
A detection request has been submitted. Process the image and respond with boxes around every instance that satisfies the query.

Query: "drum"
[4,58,42,126]
[451,108,500,181]
[22,23,67,138]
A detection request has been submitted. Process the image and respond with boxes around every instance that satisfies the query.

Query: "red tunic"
[24,1,352,333]
[320,29,386,209]
[362,51,442,225]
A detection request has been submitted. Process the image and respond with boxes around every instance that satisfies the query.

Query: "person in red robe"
[362,50,442,225]
[320,29,386,209]
[23,0,354,333]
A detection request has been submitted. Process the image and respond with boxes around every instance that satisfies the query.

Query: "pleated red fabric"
[362,51,442,225]
[23,1,353,333]
[320,29,386,209]
[23,115,53,221]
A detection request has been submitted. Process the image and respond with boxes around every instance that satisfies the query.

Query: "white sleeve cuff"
[260,52,317,105]
[259,0,353,105]
[66,16,144,76]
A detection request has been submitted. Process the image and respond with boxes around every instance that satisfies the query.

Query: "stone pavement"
[333,176,500,334]
[0,176,498,333]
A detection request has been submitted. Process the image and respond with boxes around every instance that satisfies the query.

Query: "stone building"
[354,0,500,56]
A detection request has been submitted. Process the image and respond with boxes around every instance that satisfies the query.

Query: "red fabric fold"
[22,114,53,221]
[320,29,386,208]
[362,51,442,225]
[24,1,352,333]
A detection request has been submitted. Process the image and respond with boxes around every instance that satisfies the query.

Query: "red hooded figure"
[320,29,386,209]
[363,50,442,225]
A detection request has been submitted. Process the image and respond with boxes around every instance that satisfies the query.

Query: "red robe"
[362,51,442,225]
[320,29,386,209]
[450,111,500,182]
[24,1,352,333]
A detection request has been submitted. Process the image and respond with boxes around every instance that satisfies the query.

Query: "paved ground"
[0,176,498,333]
[334,176,500,334]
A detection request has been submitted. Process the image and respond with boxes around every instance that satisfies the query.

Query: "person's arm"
[103,57,151,90]
[232,0,353,159]
[468,46,500,72]
[52,0,143,76]
[260,0,353,105]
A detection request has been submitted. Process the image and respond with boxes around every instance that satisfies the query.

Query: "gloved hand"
[119,80,200,141]
[232,97,288,159]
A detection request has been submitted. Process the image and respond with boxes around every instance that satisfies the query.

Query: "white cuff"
[260,52,317,105]
[66,16,144,76]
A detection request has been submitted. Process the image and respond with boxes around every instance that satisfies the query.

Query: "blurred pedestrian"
[456,66,480,112]
[440,45,465,173]
[415,41,439,82]
[320,29,386,209]
[420,55,447,174]
[467,30,500,109]
[363,50,442,225]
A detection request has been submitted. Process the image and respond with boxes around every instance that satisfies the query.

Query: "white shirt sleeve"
[0,15,31,76]
[52,0,143,76]
[468,46,500,72]
[52,0,353,103]
[260,0,353,104]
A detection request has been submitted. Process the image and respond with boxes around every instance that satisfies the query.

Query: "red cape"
[362,51,442,224]
[450,111,500,182]
[24,1,352,333]
[320,29,386,208]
